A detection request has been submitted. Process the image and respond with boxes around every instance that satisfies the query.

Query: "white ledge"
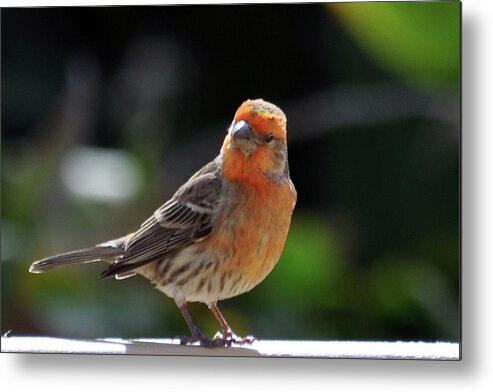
[1,336,460,360]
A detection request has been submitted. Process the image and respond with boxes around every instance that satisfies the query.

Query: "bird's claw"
[178,333,225,349]
[213,330,256,347]
[178,331,255,348]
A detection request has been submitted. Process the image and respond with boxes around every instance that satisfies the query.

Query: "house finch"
[30,98,297,348]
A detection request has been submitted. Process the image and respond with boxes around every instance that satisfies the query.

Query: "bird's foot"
[213,329,256,347]
[178,330,225,349]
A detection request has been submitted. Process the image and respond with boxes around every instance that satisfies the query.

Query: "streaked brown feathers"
[99,159,223,279]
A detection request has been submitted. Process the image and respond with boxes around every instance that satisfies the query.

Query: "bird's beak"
[232,121,253,142]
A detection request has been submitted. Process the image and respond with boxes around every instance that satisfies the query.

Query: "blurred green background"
[1,2,460,343]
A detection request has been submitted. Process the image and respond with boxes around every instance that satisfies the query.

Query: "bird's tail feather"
[29,237,126,274]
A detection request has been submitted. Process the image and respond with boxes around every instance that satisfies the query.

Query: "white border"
[2,0,492,390]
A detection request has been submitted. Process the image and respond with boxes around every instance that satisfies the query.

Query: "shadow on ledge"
[104,338,261,357]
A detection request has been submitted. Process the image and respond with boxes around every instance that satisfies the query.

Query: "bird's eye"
[264,134,274,144]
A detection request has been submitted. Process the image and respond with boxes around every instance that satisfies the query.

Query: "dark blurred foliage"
[1,2,460,343]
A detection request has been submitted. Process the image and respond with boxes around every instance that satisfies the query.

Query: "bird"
[29,98,297,348]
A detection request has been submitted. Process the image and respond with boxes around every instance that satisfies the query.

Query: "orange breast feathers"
[203,182,296,295]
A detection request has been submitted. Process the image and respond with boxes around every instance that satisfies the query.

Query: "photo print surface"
[1,1,460,358]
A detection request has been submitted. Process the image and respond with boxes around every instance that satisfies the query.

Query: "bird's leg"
[208,303,255,346]
[177,303,223,348]
[208,303,233,341]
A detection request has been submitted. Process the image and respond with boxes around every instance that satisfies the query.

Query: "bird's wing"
[100,160,223,278]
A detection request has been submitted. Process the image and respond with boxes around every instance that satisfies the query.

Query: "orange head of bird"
[220,99,289,188]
